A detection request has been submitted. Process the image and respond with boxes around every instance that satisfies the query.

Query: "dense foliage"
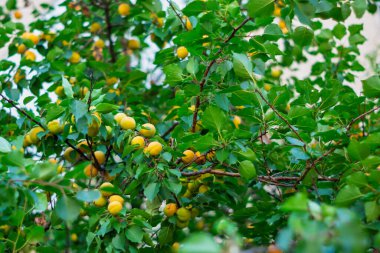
[0,0,380,252]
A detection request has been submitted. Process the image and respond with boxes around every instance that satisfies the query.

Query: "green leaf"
[55,196,81,222]
[76,190,101,202]
[333,23,346,39]
[239,160,256,180]
[163,64,183,85]
[247,0,275,18]
[0,137,11,153]
[347,140,370,161]
[293,26,314,47]
[125,226,144,243]
[158,226,173,245]
[352,0,367,18]
[202,106,228,132]
[186,57,199,76]
[6,0,16,10]
[179,232,221,253]
[95,103,119,113]
[62,76,74,99]
[230,90,259,106]
[232,53,253,79]
[70,100,88,121]
[335,185,362,206]
[45,104,65,122]
[364,201,380,222]
[144,183,160,201]
[281,193,309,212]
[362,75,380,98]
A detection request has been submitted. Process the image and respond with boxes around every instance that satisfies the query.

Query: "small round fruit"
[195,151,206,165]
[14,10,22,19]
[139,123,156,138]
[84,164,98,177]
[233,115,242,128]
[108,201,123,215]
[94,39,105,48]
[47,119,64,134]
[17,44,26,54]
[131,136,145,149]
[264,83,272,91]
[24,50,36,61]
[177,46,188,59]
[71,233,78,242]
[128,39,140,50]
[144,141,162,156]
[198,185,208,194]
[118,3,130,16]
[176,207,191,221]
[64,147,79,162]
[77,140,90,153]
[271,68,282,79]
[109,195,124,204]
[99,182,114,197]
[94,196,107,207]
[120,116,136,130]
[90,22,101,33]
[176,219,189,228]
[29,126,44,144]
[185,17,192,30]
[55,86,65,97]
[21,32,39,45]
[163,203,177,217]
[23,134,32,147]
[114,112,127,123]
[182,150,195,164]
[69,52,81,63]
[172,242,180,252]
[93,151,106,165]
[106,77,118,86]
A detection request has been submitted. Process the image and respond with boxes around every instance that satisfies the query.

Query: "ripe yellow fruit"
[93,151,106,165]
[182,150,195,164]
[100,182,114,197]
[84,164,98,177]
[139,123,156,138]
[77,140,90,153]
[233,115,242,128]
[90,22,101,33]
[264,83,272,91]
[271,68,282,78]
[273,5,281,17]
[114,112,127,123]
[47,119,64,134]
[63,147,79,162]
[17,44,26,54]
[118,3,130,16]
[164,203,177,217]
[21,32,39,45]
[94,196,107,207]
[120,116,136,130]
[185,17,192,30]
[156,17,164,28]
[14,10,22,19]
[57,165,64,174]
[128,39,140,50]
[88,114,101,137]
[108,201,123,215]
[144,141,163,156]
[176,219,190,228]
[29,126,44,144]
[172,242,180,252]
[198,185,208,193]
[176,207,191,221]
[69,52,81,63]
[109,195,124,204]
[55,86,65,97]
[24,50,36,61]
[177,46,188,59]
[131,136,145,149]
[202,35,210,47]
[14,70,25,83]
[71,233,78,242]
[94,39,105,48]
[106,77,118,86]
[23,134,32,147]
[182,190,192,198]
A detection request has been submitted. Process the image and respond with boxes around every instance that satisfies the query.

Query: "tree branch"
[161,122,179,139]
[346,105,380,133]
[191,17,252,132]
[103,0,116,63]
[167,0,187,30]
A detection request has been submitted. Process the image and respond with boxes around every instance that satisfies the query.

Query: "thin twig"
[191,17,252,132]
[161,122,179,138]
[103,0,116,63]
[346,105,380,133]
[167,0,187,30]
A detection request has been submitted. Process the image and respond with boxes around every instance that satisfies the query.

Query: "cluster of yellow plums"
[94,182,124,215]
[163,203,199,229]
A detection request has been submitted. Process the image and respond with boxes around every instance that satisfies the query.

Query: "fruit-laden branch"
[102,0,116,63]
[0,92,90,161]
[346,105,380,133]
[167,0,188,30]
[254,89,307,150]
[86,135,102,171]
[181,166,338,187]
[191,17,252,132]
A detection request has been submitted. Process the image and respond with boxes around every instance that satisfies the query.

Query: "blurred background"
[1,0,380,94]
